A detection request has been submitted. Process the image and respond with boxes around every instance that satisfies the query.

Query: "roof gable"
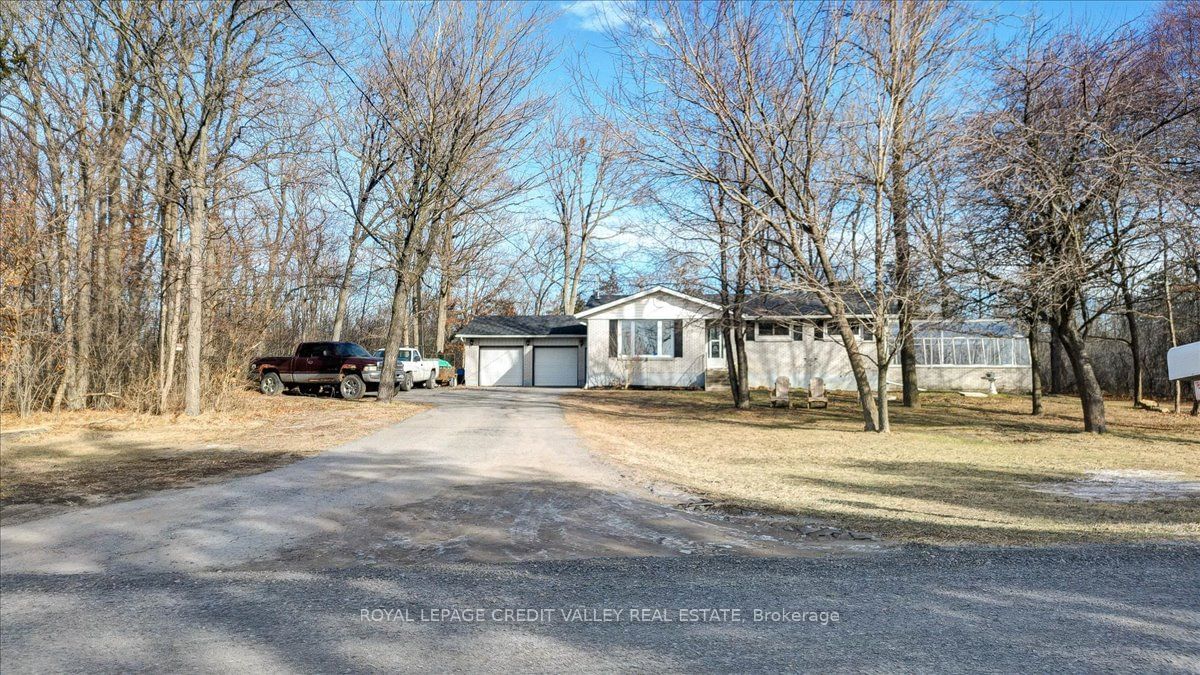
[574,286,719,319]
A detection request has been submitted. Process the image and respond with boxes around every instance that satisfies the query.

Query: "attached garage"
[479,347,523,386]
[455,315,586,388]
[533,347,578,387]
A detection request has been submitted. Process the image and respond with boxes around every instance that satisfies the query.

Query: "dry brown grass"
[0,390,425,524]
[562,389,1200,545]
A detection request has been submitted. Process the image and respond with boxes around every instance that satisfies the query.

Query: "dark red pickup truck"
[250,342,383,400]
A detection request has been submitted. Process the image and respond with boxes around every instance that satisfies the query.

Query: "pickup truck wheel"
[340,374,365,401]
[398,371,413,392]
[259,372,283,396]
[424,370,437,389]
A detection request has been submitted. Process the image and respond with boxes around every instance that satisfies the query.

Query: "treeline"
[1,1,1197,435]
[1,1,554,415]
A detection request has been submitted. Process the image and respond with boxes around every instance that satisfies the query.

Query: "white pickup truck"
[373,347,441,391]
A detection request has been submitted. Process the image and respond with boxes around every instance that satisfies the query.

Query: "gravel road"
[3,545,1197,672]
[2,388,1197,672]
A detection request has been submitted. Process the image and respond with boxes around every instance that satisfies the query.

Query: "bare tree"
[848,0,981,410]
[327,72,395,342]
[965,14,1198,432]
[367,2,551,403]
[609,1,888,428]
[538,114,640,314]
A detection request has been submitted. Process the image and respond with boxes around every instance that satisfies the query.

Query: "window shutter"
[609,320,618,357]
[673,320,683,357]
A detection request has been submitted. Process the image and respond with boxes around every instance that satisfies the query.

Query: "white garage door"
[534,347,578,387]
[479,347,523,386]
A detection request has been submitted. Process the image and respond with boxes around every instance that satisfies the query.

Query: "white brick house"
[456,286,1033,393]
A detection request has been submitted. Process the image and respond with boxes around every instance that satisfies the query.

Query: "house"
[455,286,1033,392]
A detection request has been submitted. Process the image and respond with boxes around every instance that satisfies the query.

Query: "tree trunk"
[67,161,94,410]
[831,313,880,431]
[52,194,76,413]
[723,319,750,410]
[1049,323,1065,394]
[331,215,364,341]
[1164,239,1181,414]
[377,272,408,404]
[155,153,181,413]
[1122,299,1143,406]
[890,135,919,409]
[1027,324,1043,415]
[412,283,421,351]
[799,234,879,430]
[102,154,125,402]
[1054,309,1107,433]
[1114,256,1143,406]
[875,324,891,433]
[435,280,450,355]
[183,134,208,417]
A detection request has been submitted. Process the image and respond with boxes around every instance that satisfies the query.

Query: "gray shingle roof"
[581,289,870,316]
[455,314,586,337]
[582,294,626,309]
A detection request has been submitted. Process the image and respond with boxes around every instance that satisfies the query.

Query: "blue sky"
[548,0,1165,100]
[337,1,1165,121]
[329,1,1168,294]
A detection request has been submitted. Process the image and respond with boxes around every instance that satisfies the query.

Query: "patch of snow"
[1031,470,1200,503]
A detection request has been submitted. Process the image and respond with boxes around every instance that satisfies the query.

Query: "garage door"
[534,347,578,387]
[479,347,523,386]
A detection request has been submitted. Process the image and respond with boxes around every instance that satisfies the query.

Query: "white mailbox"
[1167,342,1200,382]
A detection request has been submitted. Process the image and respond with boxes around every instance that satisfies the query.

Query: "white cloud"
[563,0,639,33]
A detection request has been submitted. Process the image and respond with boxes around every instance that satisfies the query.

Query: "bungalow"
[454,286,1032,393]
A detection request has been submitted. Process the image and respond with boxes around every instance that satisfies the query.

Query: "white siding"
[739,327,1031,393]
[583,291,717,388]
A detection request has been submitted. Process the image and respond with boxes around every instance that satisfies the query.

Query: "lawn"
[561,389,1200,545]
[0,391,425,524]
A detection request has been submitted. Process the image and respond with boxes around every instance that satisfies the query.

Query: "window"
[297,343,331,358]
[822,320,874,342]
[912,334,1031,367]
[373,348,413,362]
[617,319,681,357]
[335,343,371,358]
[857,320,875,342]
[757,321,790,338]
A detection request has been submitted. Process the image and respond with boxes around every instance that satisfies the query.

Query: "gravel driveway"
[2,388,1197,672]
